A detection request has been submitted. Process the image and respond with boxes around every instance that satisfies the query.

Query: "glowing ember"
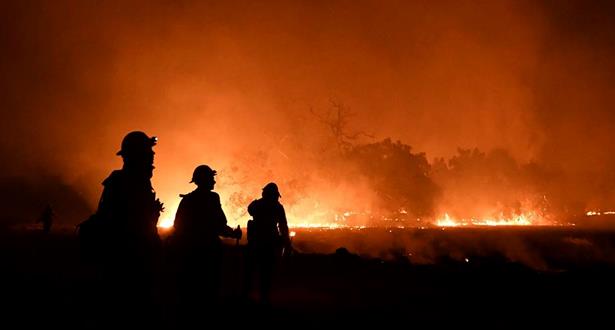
[586,210,615,216]
[289,222,366,229]
[156,195,559,230]
[435,212,547,227]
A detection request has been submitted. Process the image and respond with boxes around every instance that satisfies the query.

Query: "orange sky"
[1,0,615,225]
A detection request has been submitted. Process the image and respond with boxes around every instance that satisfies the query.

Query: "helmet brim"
[190,170,217,183]
[116,136,157,156]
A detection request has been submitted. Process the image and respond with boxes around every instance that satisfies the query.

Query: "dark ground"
[2,226,615,327]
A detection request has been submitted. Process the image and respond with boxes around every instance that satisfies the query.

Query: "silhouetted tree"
[310,99,373,152]
[344,138,440,219]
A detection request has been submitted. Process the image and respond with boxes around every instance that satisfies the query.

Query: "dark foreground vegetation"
[3,227,615,327]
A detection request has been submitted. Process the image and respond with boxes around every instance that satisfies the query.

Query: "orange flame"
[434,211,550,227]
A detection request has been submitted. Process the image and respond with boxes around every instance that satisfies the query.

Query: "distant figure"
[244,182,290,304]
[92,131,163,324]
[172,165,241,316]
[37,204,54,234]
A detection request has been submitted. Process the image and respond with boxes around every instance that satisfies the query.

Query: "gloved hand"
[282,235,291,248]
[282,236,293,257]
[152,199,165,223]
